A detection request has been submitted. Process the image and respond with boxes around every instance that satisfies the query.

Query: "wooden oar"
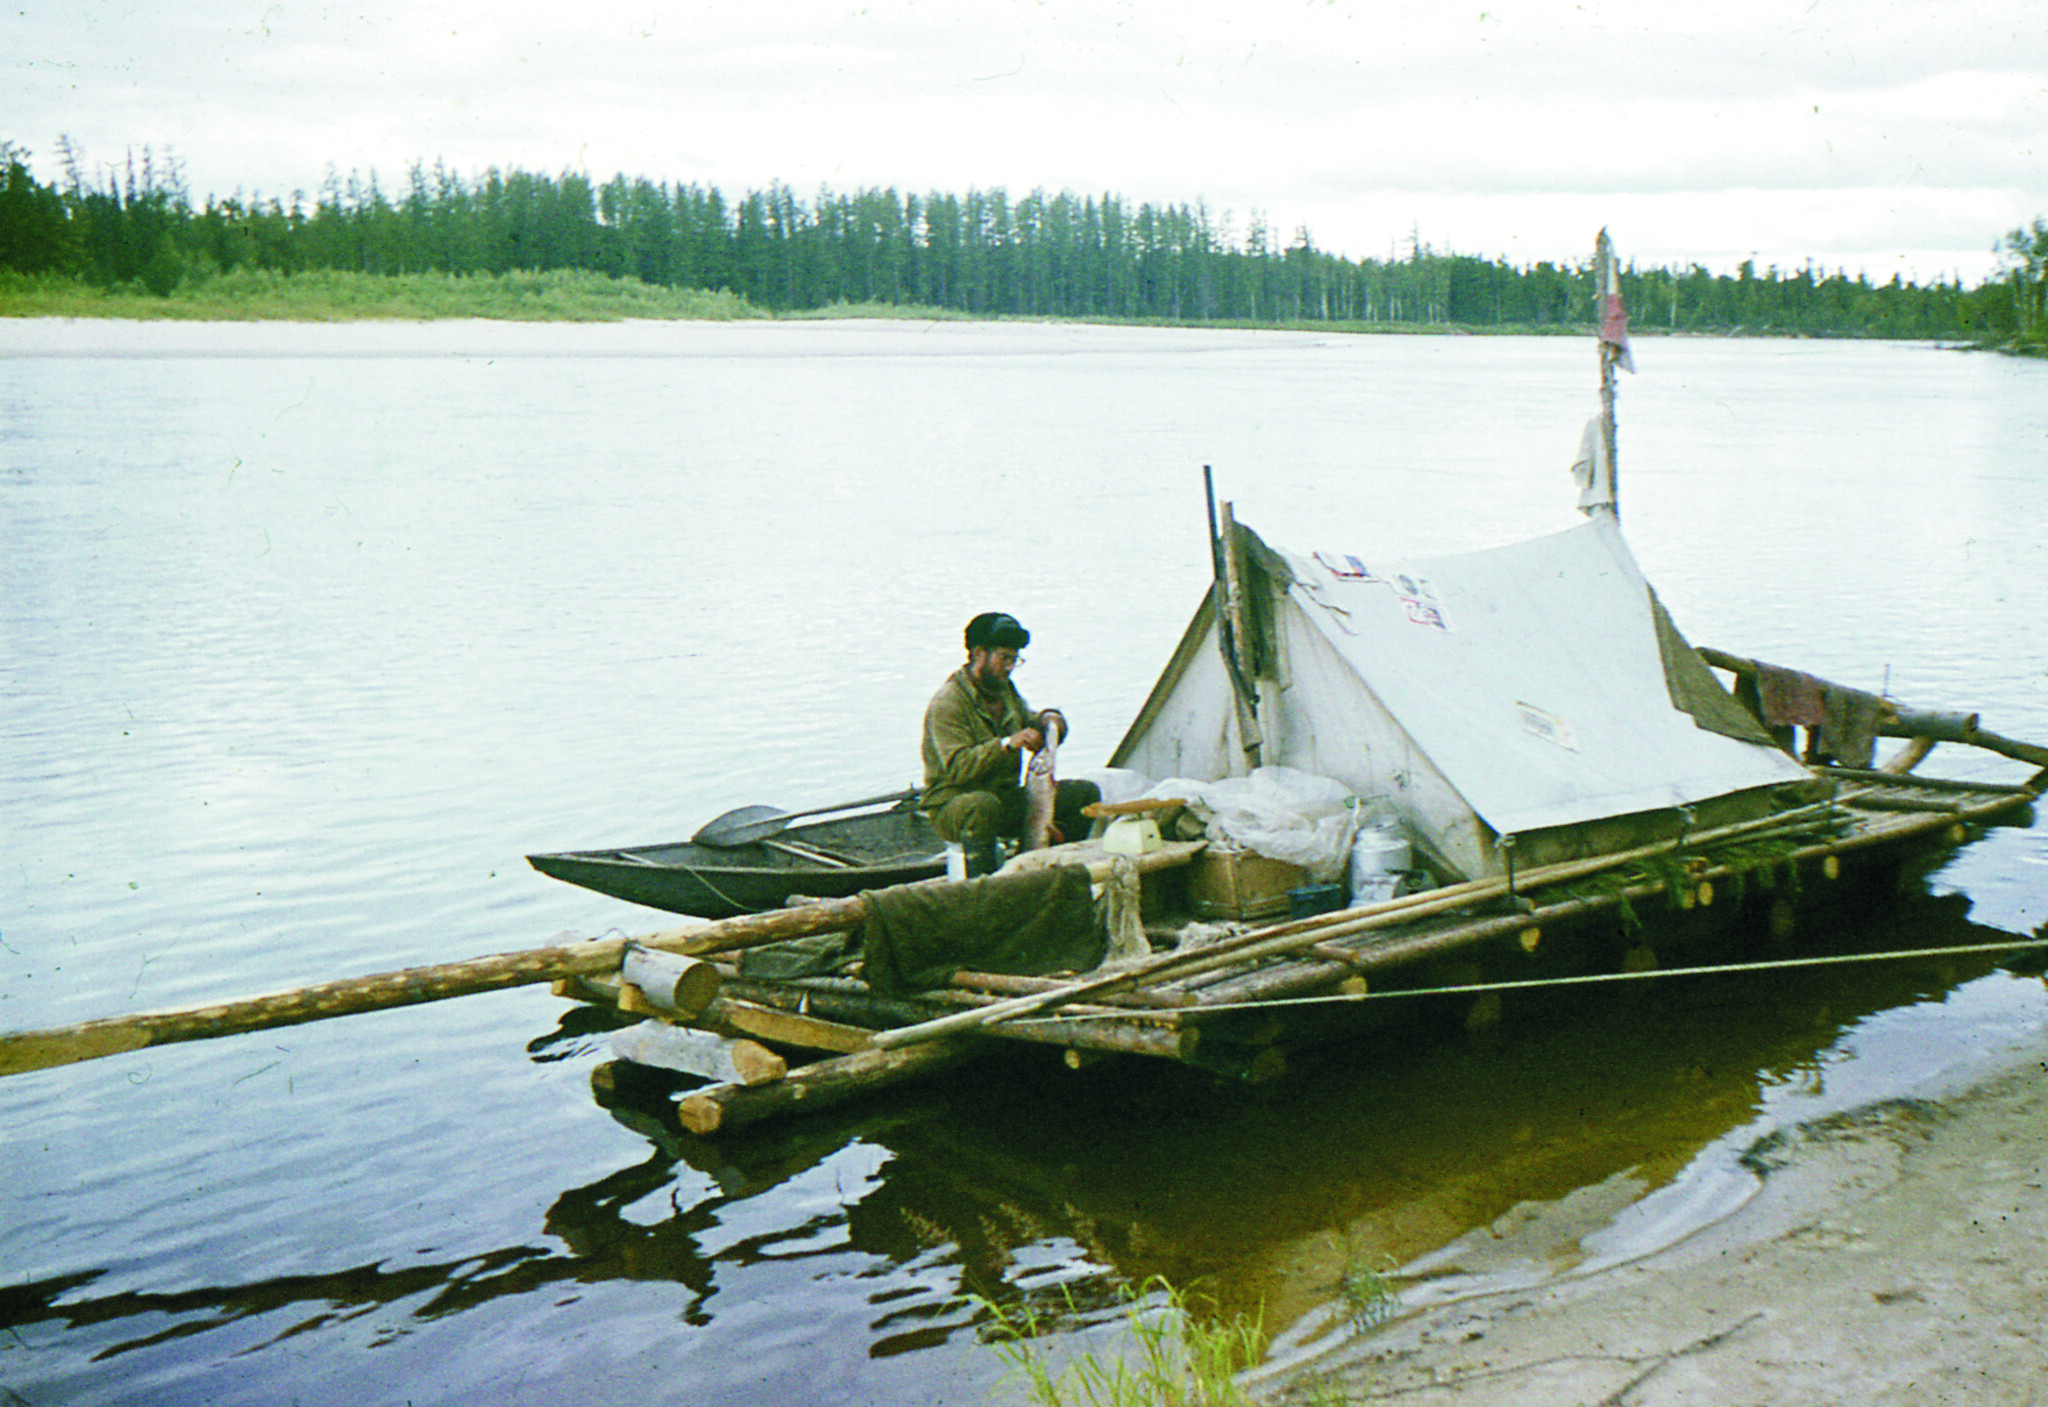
[0,841,1205,1080]
[692,786,921,848]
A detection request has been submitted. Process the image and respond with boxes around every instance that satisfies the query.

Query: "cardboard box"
[1187,848,1310,920]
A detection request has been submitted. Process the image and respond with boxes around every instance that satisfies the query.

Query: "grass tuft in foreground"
[980,1277,1265,1407]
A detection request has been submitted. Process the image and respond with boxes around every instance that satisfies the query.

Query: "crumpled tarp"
[862,864,1102,997]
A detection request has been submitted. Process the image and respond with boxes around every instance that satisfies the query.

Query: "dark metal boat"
[527,802,946,919]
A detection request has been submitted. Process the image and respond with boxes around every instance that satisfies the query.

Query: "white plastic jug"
[1349,822,1410,903]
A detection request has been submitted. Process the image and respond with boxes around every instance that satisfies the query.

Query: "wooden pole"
[0,842,1205,1080]
[1595,227,1622,521]
[0,898,864,1079]
[1204,467,1264,769]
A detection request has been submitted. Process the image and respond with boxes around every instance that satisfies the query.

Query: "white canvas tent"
[1109,515,1814,882]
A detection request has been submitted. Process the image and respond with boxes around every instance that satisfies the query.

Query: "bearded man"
[919,612,1100,876]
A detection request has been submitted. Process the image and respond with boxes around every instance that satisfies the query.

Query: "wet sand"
[1269,1046,2048,1406]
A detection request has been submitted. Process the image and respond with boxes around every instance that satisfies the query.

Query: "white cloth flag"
[1571,413,1615,515]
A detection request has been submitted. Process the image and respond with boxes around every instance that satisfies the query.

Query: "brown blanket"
[862,865,1103,997]
[1754,661,1881,767]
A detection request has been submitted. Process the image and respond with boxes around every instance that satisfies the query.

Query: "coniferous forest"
[2,141,2041,345]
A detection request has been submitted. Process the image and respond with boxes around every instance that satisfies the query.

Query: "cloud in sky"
[10,0,2045,282]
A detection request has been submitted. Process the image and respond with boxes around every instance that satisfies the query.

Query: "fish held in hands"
[1021,714,1063,851]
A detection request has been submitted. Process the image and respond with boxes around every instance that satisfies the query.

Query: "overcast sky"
[11,0,2045,284]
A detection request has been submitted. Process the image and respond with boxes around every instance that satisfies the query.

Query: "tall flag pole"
[1575,228,1633,519]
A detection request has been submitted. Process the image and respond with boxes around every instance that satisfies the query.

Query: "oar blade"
[692,804,788,847]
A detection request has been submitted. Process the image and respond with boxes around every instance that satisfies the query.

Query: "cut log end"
[621,945,722,1018]
[609,1021,787,1086]
[675,1093,724,1136]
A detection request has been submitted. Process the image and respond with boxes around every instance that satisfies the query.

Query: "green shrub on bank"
[0,267,762,322]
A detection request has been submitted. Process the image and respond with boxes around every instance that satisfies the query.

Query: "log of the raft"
[619,944,722,1017]
[1826,761,2035,795]
[1875,711,2048,770]
[1882,708,1980,743]
[1840,794,1966,815]
[0,842,1206,1080]
[1954,728,2048,772]
[948,970,1194,1008]
[716,974,1184,1061]
[553,974,880,1056]
[1882,736,1938,774]
[675,1039,979,1135]
[0,900,867,1079]
[611,1021,788,1085]
[999,1015,1192,1060]
[692,996,876,1055]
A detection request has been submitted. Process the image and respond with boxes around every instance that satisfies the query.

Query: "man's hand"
[1007,726,1046,754]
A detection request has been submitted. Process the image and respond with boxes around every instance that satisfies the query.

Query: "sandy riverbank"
[1267,1044,2048,1406]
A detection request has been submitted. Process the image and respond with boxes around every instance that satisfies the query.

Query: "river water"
[3,318,2045,1405]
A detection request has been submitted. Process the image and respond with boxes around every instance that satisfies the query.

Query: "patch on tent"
[1314,550,1378,582]
[1392,573,1451,630]
[1516,701,1579,751]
